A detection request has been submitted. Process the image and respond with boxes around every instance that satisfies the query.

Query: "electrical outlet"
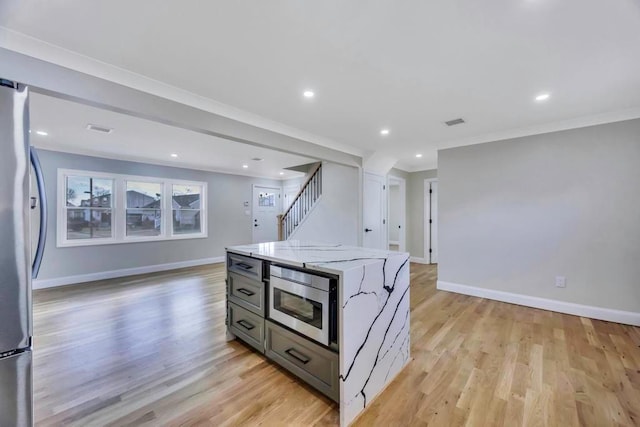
[555,276,566,288]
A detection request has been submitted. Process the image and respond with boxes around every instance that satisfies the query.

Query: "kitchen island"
[225,241,410,426]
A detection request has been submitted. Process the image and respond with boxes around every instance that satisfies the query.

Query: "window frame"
[57,169,208,247]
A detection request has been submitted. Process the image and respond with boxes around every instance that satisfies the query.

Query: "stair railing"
[277,163,322,240]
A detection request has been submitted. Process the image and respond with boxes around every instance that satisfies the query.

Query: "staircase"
[278,163,322,240]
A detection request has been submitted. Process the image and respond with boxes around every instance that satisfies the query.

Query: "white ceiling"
[2,1,640,171]
[29,93,311,180]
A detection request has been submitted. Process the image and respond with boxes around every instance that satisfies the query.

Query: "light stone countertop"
[226,240,407,275]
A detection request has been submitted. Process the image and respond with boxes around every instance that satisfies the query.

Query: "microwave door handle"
[30,146,47,279]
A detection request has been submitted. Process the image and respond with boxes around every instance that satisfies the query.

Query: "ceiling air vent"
[445,118,465,127]
[86,124,113,134]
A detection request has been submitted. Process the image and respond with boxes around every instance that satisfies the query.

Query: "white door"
[252,186,281,243]
[363,172,386,250]
[425,180,438,263]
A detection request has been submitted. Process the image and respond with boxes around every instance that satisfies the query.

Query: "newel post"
[277,214,284,241]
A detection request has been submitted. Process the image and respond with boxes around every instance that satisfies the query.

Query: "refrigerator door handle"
[30,146,47,279]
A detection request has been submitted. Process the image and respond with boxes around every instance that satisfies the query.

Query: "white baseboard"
[389,240,400,246]
[437,280,640,327]
[33,256,225,290]
[410,257,429,264]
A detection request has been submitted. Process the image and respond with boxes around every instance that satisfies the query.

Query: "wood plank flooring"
[33,263,640,426]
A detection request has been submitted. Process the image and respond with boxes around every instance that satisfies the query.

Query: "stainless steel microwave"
[269,265,338,349]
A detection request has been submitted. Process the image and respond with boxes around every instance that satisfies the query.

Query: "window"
[172,184,202,235]
[64,175,114,241]
[258,191,276,207]
[58,169,207,247]
[126,181,163,238]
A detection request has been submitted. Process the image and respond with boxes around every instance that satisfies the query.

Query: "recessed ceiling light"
[170,153,178,158]
[380,129,390,136]
[242,164,249,169]
[416,154,423,158]
[279,172,285,175]
[303,90,315,98]
[35,130,48,136]
[535,93,550,102]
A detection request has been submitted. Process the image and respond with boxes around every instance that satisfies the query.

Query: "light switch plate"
[555,276,566,288]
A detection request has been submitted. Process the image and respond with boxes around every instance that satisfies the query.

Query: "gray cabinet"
[265,320,339,402]
[226,251,339,403]
[227,252,263,282]
[228,302,265,353]
[228,271,265,316]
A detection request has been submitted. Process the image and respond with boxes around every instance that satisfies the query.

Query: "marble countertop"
[226,240,408,274]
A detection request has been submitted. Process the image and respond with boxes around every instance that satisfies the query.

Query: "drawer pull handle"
[285,348,310,364]
[237,319,255,330]
[236,262,254,270]
[237,288,255,296]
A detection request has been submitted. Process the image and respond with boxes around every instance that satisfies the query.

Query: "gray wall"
[438,118,640,313]
[36,149,281,280]
[407,169,438,258]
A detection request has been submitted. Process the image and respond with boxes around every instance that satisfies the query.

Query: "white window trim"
[57,169,207,248]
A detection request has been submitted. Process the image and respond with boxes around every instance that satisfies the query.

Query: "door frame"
[424,178,438,264]
[387,175,406,252]
[251,185,282,244]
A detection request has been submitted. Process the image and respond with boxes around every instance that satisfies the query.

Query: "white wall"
[438,118,640,319]
[289,162,359,245]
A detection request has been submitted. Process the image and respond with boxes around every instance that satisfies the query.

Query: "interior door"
[362,172,386,249]
[252,186,281,243]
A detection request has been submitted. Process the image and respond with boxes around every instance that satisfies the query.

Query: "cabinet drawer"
[265,320,339,402]
[228,272,265,316]
[229,302,265,353]
[227,252,263,282]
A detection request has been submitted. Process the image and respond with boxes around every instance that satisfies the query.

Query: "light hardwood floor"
[33,263,640,426]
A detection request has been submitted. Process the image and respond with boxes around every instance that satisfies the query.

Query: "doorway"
[252,185,281,243]
[387,175,406,252]
[424,179,438,263]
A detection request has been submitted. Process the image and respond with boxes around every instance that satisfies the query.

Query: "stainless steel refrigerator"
[0,79,47,427]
